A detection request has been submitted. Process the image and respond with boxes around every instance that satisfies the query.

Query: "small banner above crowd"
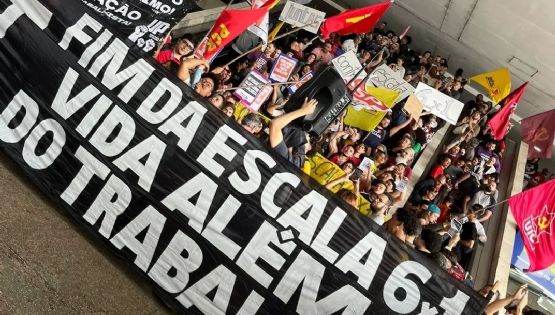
[79,0,197,53]
[0,0,486,314]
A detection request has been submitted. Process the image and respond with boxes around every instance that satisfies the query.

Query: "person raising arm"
[176,58,210,84]
[269,98,318,158]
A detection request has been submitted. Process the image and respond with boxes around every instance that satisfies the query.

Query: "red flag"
[521,109,555,159]
[509,179,555,271]
[320,2,392,39]
[198,6,269,61]
[487,82,528,140]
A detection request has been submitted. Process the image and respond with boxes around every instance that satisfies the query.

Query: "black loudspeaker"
[284,66,352,136]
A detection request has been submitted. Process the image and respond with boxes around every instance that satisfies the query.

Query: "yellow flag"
[268,21,285,41]
[366,86,400,107]
[233,102,270,123]
[305,153,370,215]
[469,67,511,103]
[344,86,399,131]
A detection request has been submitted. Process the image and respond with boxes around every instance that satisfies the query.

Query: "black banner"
[0,1,486,314]
[79,0,197,52]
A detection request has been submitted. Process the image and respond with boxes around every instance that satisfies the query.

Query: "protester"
[164,10,524,306]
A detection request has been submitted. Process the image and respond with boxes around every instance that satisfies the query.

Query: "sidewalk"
[0,153,171,314]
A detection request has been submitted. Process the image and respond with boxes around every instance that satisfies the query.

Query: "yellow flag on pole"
[469,67,511,103]
[344,86,399,131]
[268,21,285,41]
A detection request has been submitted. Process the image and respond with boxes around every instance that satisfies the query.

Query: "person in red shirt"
[329,145,355,166]
[430,155,451,179]
[154,36,195,69]
[349,143,367,166]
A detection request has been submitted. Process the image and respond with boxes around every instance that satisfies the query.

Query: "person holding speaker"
[269,97,318,169]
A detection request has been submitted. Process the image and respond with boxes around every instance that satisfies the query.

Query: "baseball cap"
[428,203,441,215]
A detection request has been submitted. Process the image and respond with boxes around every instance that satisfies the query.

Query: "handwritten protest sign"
[234,70,273,111]
[414,82,464,125]
[369,64,414,103]
[279,1,326,34]
[269,54,298,83]
[332,50,365,82]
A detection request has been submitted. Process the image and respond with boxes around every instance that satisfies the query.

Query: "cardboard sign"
[414,82,465,125]
[279,1,326,34]
[369,64,414,103]
[234,71,273,111]
[332,50,365,82]
[404,94,424,121]
[269,54,298,83]
[288,71,313,94]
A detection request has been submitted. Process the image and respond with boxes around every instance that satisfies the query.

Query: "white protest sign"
[369,64,414,103]
[414,82,464,125]
[279,1,326,34]
[331,50,365,82]
[234,71,272,111]
[269,54,298,83]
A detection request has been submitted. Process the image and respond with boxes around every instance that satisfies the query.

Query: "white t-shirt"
[370,214,385,226]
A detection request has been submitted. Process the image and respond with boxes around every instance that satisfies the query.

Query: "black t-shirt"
[272,140,304,169]
[273,140,289,160]
[363,128,389,149]
[460,222,477,241]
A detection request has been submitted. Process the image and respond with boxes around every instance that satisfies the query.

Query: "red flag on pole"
[521,109,555,159]
[487,82,528,140]
[196,6,270,61]
[509,179,555,271]
[319,1,392,39]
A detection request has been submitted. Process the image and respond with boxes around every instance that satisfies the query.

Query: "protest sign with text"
[414,82,464,125]
[278,1,326,34]
[332,50,365,82]
[269,54,298,83]
[369,64,414,103]
[234,71,273,111]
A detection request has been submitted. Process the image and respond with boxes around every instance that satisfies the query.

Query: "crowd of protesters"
[152,17,536,314]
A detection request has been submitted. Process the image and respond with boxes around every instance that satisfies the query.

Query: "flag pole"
[216,80,300,92]
[194,0,236,53]
[346,46,386,87]
[223,20,321,68]
[455,197,512,221]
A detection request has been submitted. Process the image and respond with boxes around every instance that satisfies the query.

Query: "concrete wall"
[345,0,555,121]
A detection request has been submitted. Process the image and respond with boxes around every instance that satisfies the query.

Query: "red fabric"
[487,82,528,141]
[509,179,555,271]
[201,6,269,60]
[349,156,362,166]
[430,165,444,179]
[437,204,450,223]
[521,109,555,158]
[155,50,180,66]
[447,264,466,281]
[320,2,391,39]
